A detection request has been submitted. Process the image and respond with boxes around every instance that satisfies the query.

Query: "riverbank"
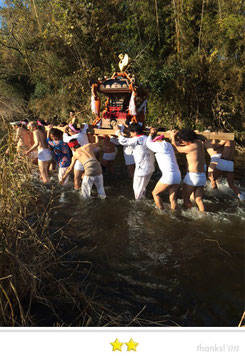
[0,126,244,327]
[0,141,142,326]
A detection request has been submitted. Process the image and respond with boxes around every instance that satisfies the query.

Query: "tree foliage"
[0,0,244,134]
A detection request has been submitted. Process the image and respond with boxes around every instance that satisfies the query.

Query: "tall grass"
[0,128,160,327]
[0,133,55,325]
[0,123,178,327]
[0,128,97,325]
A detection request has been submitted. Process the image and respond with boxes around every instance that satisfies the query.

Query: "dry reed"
[0,125,172,327]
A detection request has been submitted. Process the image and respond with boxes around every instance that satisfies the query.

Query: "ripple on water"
[36,169,244,326]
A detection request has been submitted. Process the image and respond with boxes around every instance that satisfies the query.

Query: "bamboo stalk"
[198,0,206,53]
[31,0,42,33]
[172,0,180,55]
[154,0,161,48]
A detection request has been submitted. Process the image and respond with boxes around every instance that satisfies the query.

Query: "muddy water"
[40,148,244,327]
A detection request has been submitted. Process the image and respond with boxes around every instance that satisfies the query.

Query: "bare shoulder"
[74,150,79,158]
[82,143,91,149]
[33,129,39,137]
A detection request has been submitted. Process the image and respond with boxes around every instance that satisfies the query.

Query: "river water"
[37,147,244,327]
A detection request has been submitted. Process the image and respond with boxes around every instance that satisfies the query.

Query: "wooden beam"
[90,128,235,141]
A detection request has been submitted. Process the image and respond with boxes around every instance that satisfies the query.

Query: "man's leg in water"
[94,174,106,198]
[127,164,135,179]
[182,183,194,209]
[169,184,180,210]
[74,169,83,190]
[81,175,93,198]
[208,161,218,189]
[194,186,205,212]
[133,173,152,200]
[226,172,241,196]
[38,160,50,183]
[213,168,222,183]
[59,167,69,185]
[152,181,169,210]
[108,160,115,174]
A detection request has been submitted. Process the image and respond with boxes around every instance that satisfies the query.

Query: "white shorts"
[74,160,84,171]
[183,172,206,187]
[81,174,106,199]
[58,167,69,185]
[159,170,181,185]
[102,148,118,161]
[216,158,234,172]
[124,153,135,166]
[38,149,52,161]
[210,153,222,164]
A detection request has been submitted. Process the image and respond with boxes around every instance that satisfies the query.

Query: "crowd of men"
[7,115,244,212]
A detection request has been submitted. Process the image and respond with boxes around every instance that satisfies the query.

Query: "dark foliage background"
[0,0,244,137]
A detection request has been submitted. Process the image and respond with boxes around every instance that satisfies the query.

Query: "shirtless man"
[87,131,101,160]
[205,139,222,189]
[147,128,181,210]
[100,135,118,174]
[55,122,89,189]
[8,121,37,160]
[213,139,244,202]
[60,138,106,199]
[26,121,52,183]
[171,129,206,212]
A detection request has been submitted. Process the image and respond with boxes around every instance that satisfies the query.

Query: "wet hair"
[49,128,63,140]
[128,123,143,134]
[178,128,197,143]
[69,138,81,149]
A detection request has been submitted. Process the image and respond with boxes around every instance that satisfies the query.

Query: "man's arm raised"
[170,130,192,154]
[53,124,69,133]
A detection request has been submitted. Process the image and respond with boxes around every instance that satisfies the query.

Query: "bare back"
[16,127,33,150]
[74,143,98,164]
[102,139,116,153]
[186,140,206,173]
[33,128,48,150]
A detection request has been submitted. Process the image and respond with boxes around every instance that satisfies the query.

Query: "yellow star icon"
[125,338,138,352]
[110,338,123,351]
